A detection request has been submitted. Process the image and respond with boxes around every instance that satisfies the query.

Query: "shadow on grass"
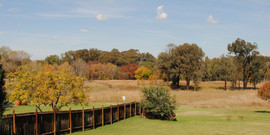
[170,85,201,91]
[254,111,270,113]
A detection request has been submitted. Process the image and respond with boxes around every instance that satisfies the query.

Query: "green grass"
[68,107,270,135]
[3,102,113,115]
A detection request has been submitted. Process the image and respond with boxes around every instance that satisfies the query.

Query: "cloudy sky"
[0,0,269,60]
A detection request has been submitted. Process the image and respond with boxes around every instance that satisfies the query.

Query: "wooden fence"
[0,101,142,135]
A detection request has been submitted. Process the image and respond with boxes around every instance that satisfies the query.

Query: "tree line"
[0,38,269,90]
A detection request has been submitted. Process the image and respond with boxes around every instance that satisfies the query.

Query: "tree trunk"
[171,76,180,88]
[253,80,256,89]
[186,77,190,90]
[238,80,241,90]
[225,79,227,90]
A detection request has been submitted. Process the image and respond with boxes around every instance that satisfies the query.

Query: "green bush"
[141,86,176,120]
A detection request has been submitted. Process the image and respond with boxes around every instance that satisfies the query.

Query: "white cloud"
[80,29,89,33]
[8,8,17,12]
[206,14,219,24]
[156,5,168,20]
[96,14,108,21]
[52,36,57,40]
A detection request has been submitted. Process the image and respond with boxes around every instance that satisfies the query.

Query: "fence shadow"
[254,111,270,113]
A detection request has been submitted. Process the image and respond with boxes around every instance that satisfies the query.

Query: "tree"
[119,63,139,79]
[135,66,152,85]
[258,83,270,101]
[176,43,204,90]
[0,64,6,118]
[141,86,176,120]
[71,58,88,78]
[88,63,118,80]
[228,38,259,89]
[249,56,268,89]
[158,43,204,89]
[61,50,75,64]
[7,63,86,112]
[212,56,236,90]
[0,46,31,73]
[201,56,212,81]
[45,55,62,65]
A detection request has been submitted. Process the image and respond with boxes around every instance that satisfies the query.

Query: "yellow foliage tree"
[7,63,86,112]
[135,66,152,85]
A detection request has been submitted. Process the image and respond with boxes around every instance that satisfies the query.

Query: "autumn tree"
[258,83,270,101]
[119,63,139,79]
[0,46,31,73]
[228,38,259,89]
[88,63,117,80]
[71,58,88,78]
[7,63,86,112]
[135,66,152,85]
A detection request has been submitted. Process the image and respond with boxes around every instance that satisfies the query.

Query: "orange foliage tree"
[119,63,139,79]
[258,83,270,101]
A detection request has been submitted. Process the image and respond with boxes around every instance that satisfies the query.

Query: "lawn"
[3,102,115,115]
[68,107,270,135]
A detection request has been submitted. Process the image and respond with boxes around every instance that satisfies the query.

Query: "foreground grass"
[69,107,270,135]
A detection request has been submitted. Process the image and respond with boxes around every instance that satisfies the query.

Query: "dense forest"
[0,38,269,90]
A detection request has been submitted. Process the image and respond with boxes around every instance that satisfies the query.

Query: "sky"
[0,0,269,60]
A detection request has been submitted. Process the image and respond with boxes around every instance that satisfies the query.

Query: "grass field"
[3,80,270,134]
[68,107,270,135]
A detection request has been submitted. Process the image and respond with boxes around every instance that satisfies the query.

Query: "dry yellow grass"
[84,80,270,110]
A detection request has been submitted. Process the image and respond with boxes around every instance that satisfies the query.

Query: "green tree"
[249,56,268,89]
[141,86,176,120]
[158,44,204,89]
[176,43,204,90]
[228,38,259,89]
[212,56,236,90]
[45,55,62,65]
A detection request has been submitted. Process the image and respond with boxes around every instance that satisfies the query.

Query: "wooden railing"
[0,101,141,135]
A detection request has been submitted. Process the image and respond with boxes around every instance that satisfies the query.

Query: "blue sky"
[0,0,269,60]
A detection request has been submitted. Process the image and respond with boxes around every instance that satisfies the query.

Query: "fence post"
[36,109,38,135]
[139,105,141,116]
[53,107,56,135]
[102,105,104,127]
[69,108,72,134]
[135,101,137,116]
[82,107,84,132]
[110,105,112,125]
[124,103,126,119]
[13,109,16,135]
[92,107,95,129]
[130,102,132,117]
[117,104,119,122]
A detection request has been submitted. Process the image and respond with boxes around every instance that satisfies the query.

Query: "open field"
[4,80,270,115]
[85,80,270,110]
[68,107,270,135]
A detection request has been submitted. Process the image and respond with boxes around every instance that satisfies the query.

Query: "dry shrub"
[258,83,270,101]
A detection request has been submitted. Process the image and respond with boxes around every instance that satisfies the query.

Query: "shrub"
[141,86,176,120]
[258,83,270,100]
